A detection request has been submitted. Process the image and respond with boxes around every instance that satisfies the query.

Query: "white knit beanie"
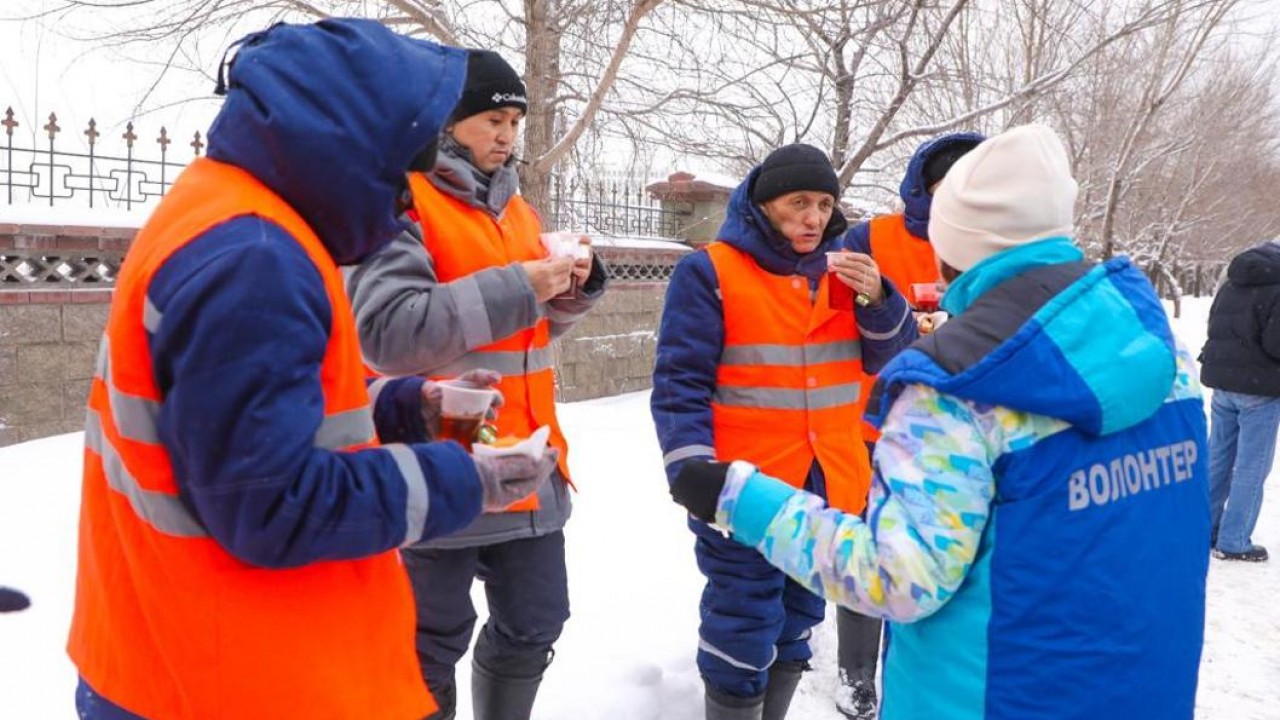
[929,124,1078,272]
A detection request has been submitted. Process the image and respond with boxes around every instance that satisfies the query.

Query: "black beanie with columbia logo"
[452,49,528,121]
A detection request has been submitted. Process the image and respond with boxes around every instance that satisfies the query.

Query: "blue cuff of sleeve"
[413,441,483,541]
[372,376,429,444]
[729,472,799,547]
[855,281,911,333]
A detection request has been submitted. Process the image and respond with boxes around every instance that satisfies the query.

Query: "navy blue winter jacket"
[651,165,917,491]
[146,19,481,569]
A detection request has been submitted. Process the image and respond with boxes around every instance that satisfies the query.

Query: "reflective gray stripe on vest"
[453,274,495,349]
[698,639,777,672]
[430,346,555,378]
[143,295,164,334]
[98,335,374,450]
[314,406,377,450]
[383,444,429,545]
[720,341,861,367]
[663,444,716,468]
[713,382,861,411]
[85,409,209,538]
[95,337,163,445]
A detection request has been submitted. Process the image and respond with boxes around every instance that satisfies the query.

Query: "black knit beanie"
[452,50,528,121]
[750,144,840,205]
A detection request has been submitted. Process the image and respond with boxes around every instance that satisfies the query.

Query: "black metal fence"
[547,175,688,239]
[2,105,689,244]
[2,107,202,210]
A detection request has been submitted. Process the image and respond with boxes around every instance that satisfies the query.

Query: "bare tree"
[49,0,669,210]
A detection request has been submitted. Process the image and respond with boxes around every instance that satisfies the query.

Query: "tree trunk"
[520,0,561,214]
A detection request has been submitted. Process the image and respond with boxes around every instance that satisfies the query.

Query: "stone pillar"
[646,172,734,248]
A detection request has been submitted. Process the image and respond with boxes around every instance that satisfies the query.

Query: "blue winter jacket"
[651,165,917,491]
[140,20,481,567]
[715,238,1210,720]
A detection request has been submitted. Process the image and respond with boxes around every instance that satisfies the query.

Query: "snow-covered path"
[1,297,1276,719]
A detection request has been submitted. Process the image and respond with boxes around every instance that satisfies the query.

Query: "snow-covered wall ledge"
[0,221,688,446]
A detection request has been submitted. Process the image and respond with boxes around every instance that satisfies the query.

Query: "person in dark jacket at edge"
[832,130,983,719]
[652,143,917,720]
[669,124,1210,720]
[1200,240,1280,562]
[67,20,556,720]
[346,50,608,720]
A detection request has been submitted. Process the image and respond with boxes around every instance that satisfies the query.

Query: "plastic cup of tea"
[826,252,857,311]
[910,282,941,312]
[440,384,498,448]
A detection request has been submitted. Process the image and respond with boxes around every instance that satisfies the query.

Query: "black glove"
[0,587,30,613]
[671,460,731,523]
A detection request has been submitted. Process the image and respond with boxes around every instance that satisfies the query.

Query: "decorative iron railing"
[547,176,688,240]
[2,107,202,210]
[0,251,121,284]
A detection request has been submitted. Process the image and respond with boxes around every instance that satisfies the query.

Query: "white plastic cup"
[440,384,497,419]
[539,231,589,298]
[540,231,582,260]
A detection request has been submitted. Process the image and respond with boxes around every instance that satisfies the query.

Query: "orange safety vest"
[706,242,871,514]
[858,214,942,443]
[67,158,435,720]
[868,214,941,308]
[407,173,571,512]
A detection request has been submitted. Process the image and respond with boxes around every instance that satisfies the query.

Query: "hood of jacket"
[900,131,986,240]
[206,18,466,265]
[877,239,1177,437]
[716,165,848,280]
[1226,241,1280,288]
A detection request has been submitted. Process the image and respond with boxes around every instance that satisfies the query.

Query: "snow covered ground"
[1,296,1277,719]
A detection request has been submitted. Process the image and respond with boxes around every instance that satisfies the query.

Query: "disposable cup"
[440,384,497,420]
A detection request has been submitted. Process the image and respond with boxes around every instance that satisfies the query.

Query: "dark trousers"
[690,518,827,698]
[837,605,882,683]
[402,531,570,695]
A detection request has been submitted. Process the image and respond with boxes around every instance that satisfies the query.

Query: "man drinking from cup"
[651,143,915,720]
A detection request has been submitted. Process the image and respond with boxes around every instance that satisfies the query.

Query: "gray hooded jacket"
[345,140,609,547]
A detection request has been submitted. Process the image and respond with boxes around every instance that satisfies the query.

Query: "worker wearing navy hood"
[68,19,555,720]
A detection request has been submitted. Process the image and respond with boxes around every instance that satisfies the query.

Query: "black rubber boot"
[471,659,543,720]
[761,660,806,720]
[835,607,881,719]
[422,680,455,720]
[705,683,764,720]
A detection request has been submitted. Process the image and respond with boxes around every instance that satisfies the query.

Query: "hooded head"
[207,19,466,265]
[900,131,985,240]
[1225,240,1280,288]
[929,124,1078,274]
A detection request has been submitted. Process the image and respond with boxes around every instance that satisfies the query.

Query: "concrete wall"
[0,290,110,447]
[553,282,666,402]
[0,224,682,447]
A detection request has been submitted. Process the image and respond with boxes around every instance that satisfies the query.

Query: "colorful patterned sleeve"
[715,383,998,622]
